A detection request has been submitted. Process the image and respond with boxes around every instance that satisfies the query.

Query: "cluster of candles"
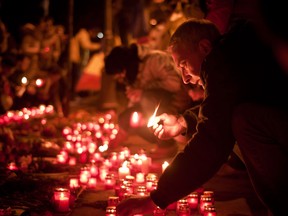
[51,108,217,215]
[52,146,154,212]
[57,113,119,165]
[104,175,217,216]
[0,104,54,124]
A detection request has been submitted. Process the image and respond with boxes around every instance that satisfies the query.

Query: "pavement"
[68,92,269,216]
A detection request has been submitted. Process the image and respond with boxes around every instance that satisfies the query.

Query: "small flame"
[147,103,160,128]
[36,78,44,87]
[21,76,28,85]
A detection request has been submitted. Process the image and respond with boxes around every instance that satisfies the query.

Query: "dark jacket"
[150,20,288,209]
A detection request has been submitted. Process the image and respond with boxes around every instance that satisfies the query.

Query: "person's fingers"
[154,125,163,137]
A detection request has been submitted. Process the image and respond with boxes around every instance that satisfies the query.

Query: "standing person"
[70,26,102,97]
[104,43,192,158]
[116,18,288,216]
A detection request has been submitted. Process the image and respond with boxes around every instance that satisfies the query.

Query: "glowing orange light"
[130,111,141,127]
[36,78,44,87]
[147,103,160,128]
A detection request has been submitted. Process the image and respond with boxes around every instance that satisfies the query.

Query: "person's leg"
[232,103,288,215]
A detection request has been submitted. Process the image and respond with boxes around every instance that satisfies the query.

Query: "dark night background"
[0,0,105,40]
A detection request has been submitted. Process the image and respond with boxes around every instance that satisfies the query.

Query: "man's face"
[171,47,204,86]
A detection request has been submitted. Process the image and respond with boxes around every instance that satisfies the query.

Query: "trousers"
[232,103,288,216]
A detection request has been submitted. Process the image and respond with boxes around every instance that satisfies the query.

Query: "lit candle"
[136,185,147,196]
[88,177,97,188]
[79,167,90,184]
[146,173,157,192]
[186,192,198,210]
[130,111,141,127]
[53,188,70,212]
[105,173,116,189]
[177,199,188,212]
[57,154,66,164]
[140,154,149,174]
[108,196,120,207]
[7,162,18,171]
[69,178,79,189]
[203,205,217,216]
[88,142,97,154]
[199,195,214,214]
[136,172,145,183]
[106,206,117,216]
[99,165,109,182]
[203,190,215,203]
[176,202,190,216]
[110,152,119,167]
[153,206,166,216]
[90,163,98,177]
[69,157,76,166]
[118,162,131,179]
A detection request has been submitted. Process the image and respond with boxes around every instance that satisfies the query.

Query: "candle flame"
[147,104,160,128]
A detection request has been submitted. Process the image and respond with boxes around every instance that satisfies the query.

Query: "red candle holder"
[199,195,214,214]
[108,196,120,207]
[186,192,198,210]
[203,205,217,216]
[106,206,117,216]
[53,188,70,212]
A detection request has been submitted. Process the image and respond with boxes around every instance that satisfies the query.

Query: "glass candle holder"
[203,205,217,216]
[203,190,215,203]
[153,206,166,216]
[135,172,145,183]
[136,185,147,196]
[99,165,109,182]
[146,173,158,192]
[177,199,188,211]
[105,173,116,189]
[108,196,120,207]
[106,206,117,216]
[69,178,80,189]
[88,177,97,188]
[186,192,198,210]
[124,181,134,194]
[176,203,190,216]
[79,167,90,184]
[53,188,70,212]
[199,195,214,214]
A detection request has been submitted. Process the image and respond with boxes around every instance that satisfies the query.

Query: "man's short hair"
[169,18,220,53]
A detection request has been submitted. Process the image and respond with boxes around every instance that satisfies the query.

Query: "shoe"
[149,143,178,160]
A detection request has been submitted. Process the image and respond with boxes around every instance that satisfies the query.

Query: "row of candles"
[0,104,55,124]
[105,186,217,216]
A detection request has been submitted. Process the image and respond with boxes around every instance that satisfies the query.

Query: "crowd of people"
[1,1,288,215]
[0,16,69,115]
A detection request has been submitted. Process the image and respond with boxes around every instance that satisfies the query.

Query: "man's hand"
[152,113,187,140]
[116,195,157,216]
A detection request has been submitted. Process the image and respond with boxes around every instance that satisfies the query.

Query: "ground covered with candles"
[0,97,269,216]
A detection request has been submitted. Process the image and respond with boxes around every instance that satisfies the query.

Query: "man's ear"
[198,39,212,56]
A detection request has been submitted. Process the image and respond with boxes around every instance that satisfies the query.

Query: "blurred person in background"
[70,26,102,98]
